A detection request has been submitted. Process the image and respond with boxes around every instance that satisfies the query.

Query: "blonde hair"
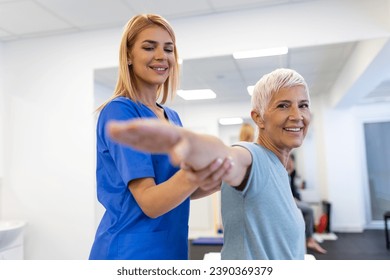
[251,68,310,118]
[97,14,180,111]
[239,123,255,142]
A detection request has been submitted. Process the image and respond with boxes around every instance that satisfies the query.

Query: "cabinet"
[0,221,25,260]
[0,246,23,260]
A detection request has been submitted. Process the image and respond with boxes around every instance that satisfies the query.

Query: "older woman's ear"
[251,110,265,129]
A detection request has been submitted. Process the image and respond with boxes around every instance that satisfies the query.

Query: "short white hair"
[251,68,310,118]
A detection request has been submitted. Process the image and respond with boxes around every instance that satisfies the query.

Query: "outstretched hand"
[107,119,189,165]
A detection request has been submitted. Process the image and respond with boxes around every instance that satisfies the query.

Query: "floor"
[189,230,390,260]
[308,230,390,260]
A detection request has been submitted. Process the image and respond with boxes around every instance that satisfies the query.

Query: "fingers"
[198,182,222,192]
[209,157,233,181]
[180,162,191,170]
[187,158,223,183]
[185,157,233,187]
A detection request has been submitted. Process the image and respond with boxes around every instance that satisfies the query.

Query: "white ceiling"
[0,0,316,42]
[1,0,390,106]
[95,41,357,106]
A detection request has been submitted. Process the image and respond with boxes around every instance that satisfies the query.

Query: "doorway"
[364,121,390,223]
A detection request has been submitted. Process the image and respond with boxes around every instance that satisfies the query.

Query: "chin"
[290,140,304,148]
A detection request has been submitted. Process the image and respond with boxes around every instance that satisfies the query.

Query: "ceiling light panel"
[219,117,244,125]
[177,89,216,100]
[233,47,288,59]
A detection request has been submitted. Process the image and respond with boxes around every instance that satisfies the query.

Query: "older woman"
[107,68,312,260]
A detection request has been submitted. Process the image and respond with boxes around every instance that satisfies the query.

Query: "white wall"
[2,29,121,259]
[322,107,366,231]
[1,0,390,259]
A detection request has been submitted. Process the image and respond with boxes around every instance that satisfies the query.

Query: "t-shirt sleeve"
[232,142,269,198]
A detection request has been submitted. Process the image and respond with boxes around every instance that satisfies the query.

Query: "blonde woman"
[239,123,255,142]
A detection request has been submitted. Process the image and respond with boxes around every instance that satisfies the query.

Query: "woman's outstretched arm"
[107,119,252,186]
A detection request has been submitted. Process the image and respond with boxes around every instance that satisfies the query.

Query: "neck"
[144,102,157,108]
[136,83,159,106]
[257,136,290,167]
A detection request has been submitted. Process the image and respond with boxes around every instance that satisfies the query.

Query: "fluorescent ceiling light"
[177,89,216,100]
[233,46,288,59]
[247,85,255,96]
[219,117,243,125]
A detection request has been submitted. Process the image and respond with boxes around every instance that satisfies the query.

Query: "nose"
[154,47,167,61]
[288,105,303,121]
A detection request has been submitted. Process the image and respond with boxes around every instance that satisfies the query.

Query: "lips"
[284,127,302,132]
[151,67,167,71]
[150,65,168,71]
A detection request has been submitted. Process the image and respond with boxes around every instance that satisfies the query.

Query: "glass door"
[364,122,390,222]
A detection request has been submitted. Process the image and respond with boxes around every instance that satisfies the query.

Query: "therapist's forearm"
[129,170,198,219]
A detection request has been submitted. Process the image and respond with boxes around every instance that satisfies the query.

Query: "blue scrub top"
[89,97,189,260]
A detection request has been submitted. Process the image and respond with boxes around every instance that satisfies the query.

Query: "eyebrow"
[274,99,310,105]
[142,40,174,46]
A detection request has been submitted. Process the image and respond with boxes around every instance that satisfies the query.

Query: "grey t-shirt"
[221,142,305,260]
